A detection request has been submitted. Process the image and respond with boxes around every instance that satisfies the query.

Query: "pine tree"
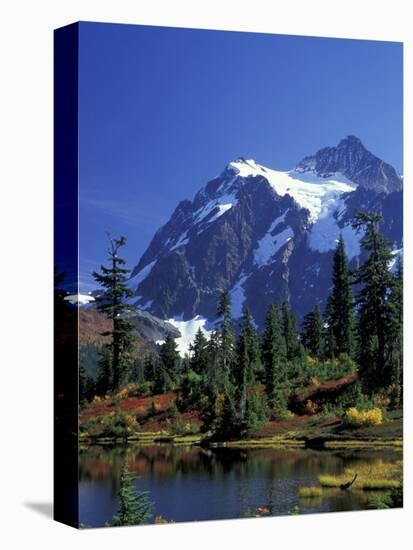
[323,294,336,360]
[111,461,153,526]
[388,258,403,406]
[153,354,172,394]
[79,364,87,404]
[281,302,299,360]
[92,235,135,391]
[189,328,209,374]
[352,212,395,392]
[216,288,235,376]
[217,378,237,437]
[301,304,324,358]
[159,333,181,384]
[130,358,145,384]
[143,352,156,383]
[326,235,355,357]
[261,304,286,409]
[96,346,113,396]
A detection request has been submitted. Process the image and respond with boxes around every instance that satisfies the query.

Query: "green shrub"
[80,410,139,439]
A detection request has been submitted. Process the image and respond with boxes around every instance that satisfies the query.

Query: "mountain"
[128,136,403,343]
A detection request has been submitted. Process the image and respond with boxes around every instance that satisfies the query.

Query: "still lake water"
[79,444,400,527]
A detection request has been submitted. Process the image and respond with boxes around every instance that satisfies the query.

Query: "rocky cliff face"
[128,137,403,331]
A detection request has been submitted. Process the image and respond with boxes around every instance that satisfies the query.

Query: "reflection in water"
[79,444,401,527]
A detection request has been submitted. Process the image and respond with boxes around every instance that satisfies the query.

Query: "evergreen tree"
[189,328,209,374]
[111,461,153,526]
[281,302,299,360]
[245,383,268,431]
[326,235,355,357]
[153,354,172,394]
[388,258,403,406]
[261,304,286,409]
[323,295,336,360]
[143,352,156,383]
[217,378,237,437]
[216,288,235,376]
[92,235,135,391]
[301,304,324,358]
[352,212,395,392]
[233,310,266,429]
[79,364,87,404]
[159,333,181,384]
[130,358,145,384]
[96,346,113,396]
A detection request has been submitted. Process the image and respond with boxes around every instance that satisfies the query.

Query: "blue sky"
[78,22,402,292]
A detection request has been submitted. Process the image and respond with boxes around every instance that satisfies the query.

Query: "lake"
[79,444,401,527]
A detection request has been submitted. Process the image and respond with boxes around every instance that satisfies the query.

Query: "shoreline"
[79,432,403,451]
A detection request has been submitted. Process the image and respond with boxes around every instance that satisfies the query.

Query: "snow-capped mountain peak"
[128,137,402,337]
[295,136,402,194]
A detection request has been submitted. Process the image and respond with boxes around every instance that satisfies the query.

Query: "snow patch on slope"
[254,212,293,266]
[129,260,157,291]
[308,198,362,260]
[159,315,212,357]
[193,191,237,226]
[230,273,249,319]
[170,231,189,251]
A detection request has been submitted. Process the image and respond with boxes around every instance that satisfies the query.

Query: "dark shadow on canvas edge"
[24,502,54,519]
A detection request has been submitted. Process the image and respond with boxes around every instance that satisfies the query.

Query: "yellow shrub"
[116,388,129,400]
[344,407,383,427]
[304,400,319,415]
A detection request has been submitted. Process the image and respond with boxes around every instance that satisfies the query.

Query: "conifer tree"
[96,346,113,396]
[93,235,135,391]
[111,461,153,526]
[232,312,267,431]
[79,364,87,404]
[261,304,286,409]
[159,333,181,384]
[388,258,403,406]
[352,212,394,392]
[130,358,145,384]
[153,361,171,394]
[217,378,237,437]
[301,304,324,358]
[326,235,355,357]
[189,328,209,374]
[216,288,235,376]
[281,302,299,360]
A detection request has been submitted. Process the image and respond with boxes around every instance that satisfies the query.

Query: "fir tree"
[217,378,237,437]
[153,355,172,394]
[159,333,181,384]
[111,461,153,526]
[301,304,324,358]
[96,346,113,396]
[216,288,235,376]
[92,235,135,391]
[388,258,403,406]
[261,304,286,409]
[79,364,87,404]
[326,235,355,357]
[130,358,145,384]
[234,309,266,429]
[189,328,209,374]
[281,302,299,360]
[352,212,395,392]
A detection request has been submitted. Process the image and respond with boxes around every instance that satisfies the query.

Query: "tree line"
[80,212,403,435]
